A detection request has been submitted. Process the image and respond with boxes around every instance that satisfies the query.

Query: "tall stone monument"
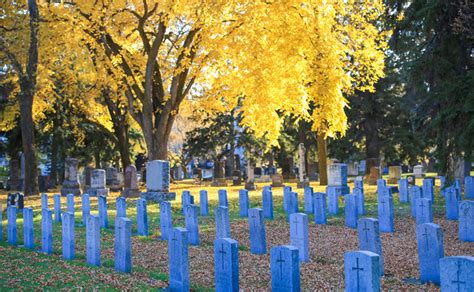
[211,160,227,186]
[297,143,310,188]
[387,166,402,184]
[367,167,381,185]
[245,163,256,190]
[121,165,140,198]
[85,169,109,196]
[106,167,122,191]
[61,157,81,196]
[141,160,176,202]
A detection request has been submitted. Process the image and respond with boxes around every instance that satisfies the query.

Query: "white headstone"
[298,143,306,182]
[146,160,170,192]
[414,165,425,178]
[91,169,106,189]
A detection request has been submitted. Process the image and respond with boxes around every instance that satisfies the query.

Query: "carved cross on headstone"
[422,227,429,251]
[452,261,466,291]
[292,216,299,235]
[250,213,258,229]
[352,257,364,291]
[380,198,386,211]
[363,222,370,243]
[419,200,426,216]
[276,251,285,280]
[219,243,226,270]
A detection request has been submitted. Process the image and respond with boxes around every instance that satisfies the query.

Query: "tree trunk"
[95,151,101,169]
[364,110,380,174]
[317,132,328,185]
[114,121,131,169]
[50,131,59,186]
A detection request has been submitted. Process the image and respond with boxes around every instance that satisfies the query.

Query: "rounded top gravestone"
[64,157,79,183]
[124,165,138,189]
[91,169,106,189]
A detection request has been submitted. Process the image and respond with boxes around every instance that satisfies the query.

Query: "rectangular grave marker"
[398,179,409,203]
[81,193,90,225]
[136,198,148,236]
[358,218,384,275]
[446,187,461,220]
[182,190,192,211]
[200,190,209,216]
[248,208,266,254]
[239,189,249,217]
[7,206,17,246]
[378,191,394,233]
[115,217,132,273]
[62,212,75,260]
[440,256,474,291]
[410,185,423,217]
[23,207,34,249]
[376,179,386,198]
[41,209,53,254]
[344,250,381,292]
[283,186,292,211]
[66,193,74,214]
[86,215,101,266]
[168,227,189,291]
[160,201,172,240]
[98,195,108,228]
[290,213,309,262]
[353,187,365,215]
[416,223,444,284]
[423,179,434,202]
[416,198,433,225]
[287,192,298,220]
[313,192,327,224]
[459,200,474,242]
[214,238,239,292]
[116,197,126,218]
[327,186,339,215]
[41,193,48,210]
[262,188,274,220]
[54,194,62,223]
[215,206,231,239]
[304,186,314,214]
[345,194,358,229]
[184,204,199,246]
[465,176,474,199]
[270,245,300,292]
[218,189,228,208]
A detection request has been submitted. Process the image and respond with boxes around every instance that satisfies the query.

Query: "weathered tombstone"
[416,198,433,225]
[115,217,132,273]
[313,192,327,224]
[453,158,471,182]
[440,256,474,291]
[378,190,394,232]
[387,166,402,184]
[348,162,359,176]
[66,193,74,215]
[344,250,381,292]
[290,213,309,262]
[328,163,350,194]
[141,160,176,202]
[81,193,90,225]
[212,160,227,187]
[232,169,242,186]
[283,186,292,211]
[465,176,474,199]
[247,208,266,255]
[7,159,20,190]
[410,185,423,217]
[168,227,190,291]
[297,143,310,188]
[358,218,384,275]
[459,200,474,242]
[354,177,364,191]
[422,178,434,202]
[215,206,231,239]
[287,191,298,220]
[62,212,75,260]
[214,238,239,292]
[86,215,101,266]
[367,167,380,185]
[84,166,93,188]
[398,179,409,203]
[136,198,148,236]
[41,209,53,254]
[181,190,191,212]
[416,223,444,284]
[352,188,363,217]
[218,189,228,208]
[270,245,300,291]
[376,179,386,198]
[199,190,209,216]
[86,169,109,196]
[23,207,34,249]
[41,193,48,210]
[53,194,61,223]
[98,195,109,229]
[304,186,314,214]
[184,204,199,246]
[105,167,122,191]
[446,186,461,220]
[61,157,81,196]
[121,165,140,198]
[345,194,358,229]
[327,186,339,215]
[262,188,274,219]
[239,189,249,217]
[116,197,127,218]
[160,201,172,240]
[245,163,256,190]
[271,173,284,187]
[413,165,425,178]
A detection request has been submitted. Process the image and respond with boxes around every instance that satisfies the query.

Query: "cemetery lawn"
[1,177,473,290]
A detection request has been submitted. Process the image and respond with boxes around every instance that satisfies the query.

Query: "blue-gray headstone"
[86,215,101,266]
[270,245,300,291]
[398,179,409,203]
[115,217,132,273]
[160,201,172,240]
[182,190,192,212]
[290,213,309,262]
[239,189,249,218]
[283,186,292,211]
[136,198,148,236]
[354,178,364,192]
[313,192,327,224]
[116,197,127,218]
[345,194,358,229]
[262,188,274,220]
[304,186,314,214]
[353,187,365,216]
[185,204,199,246]
[41,208,53,254]
[416,223,444,284]
[465,176,474,199]
[215,206,231,239]
[410,185,423,217]
[66,193,74,214]
[248,208,266,254]
[440,256,474,291]
[378,191,394,233]
[81,193,90,225]
[358,218,384,275]
[327,186,339,215]
[459,200,474,242]
[218,189,228,208]
[263,185,272,193]
[344,250,381,292]
[54,194,62,223]
[168,227,189,291]
[287,192,298,221]
[62,212,75,260]
[376,179,386,198]
[7,206,17,246]
[23,207,34,250]
[200,190,209,216]
[214,238,239,292]
[422,179,434,202]
[445,187,461,220]
[439,176,446,189]
[41,193,48,210]
[98,195,108,229]
[416,198,433,225]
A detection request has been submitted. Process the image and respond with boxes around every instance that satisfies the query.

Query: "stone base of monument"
[141,191,176,202]
[85,187,109,197]
[245,181,256,191]
[211,178,228,187]
[387,178,399,184]
[60,186,81,196]
[121,188,141,198]
[271,174,284,187]
[297,180,310,188]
